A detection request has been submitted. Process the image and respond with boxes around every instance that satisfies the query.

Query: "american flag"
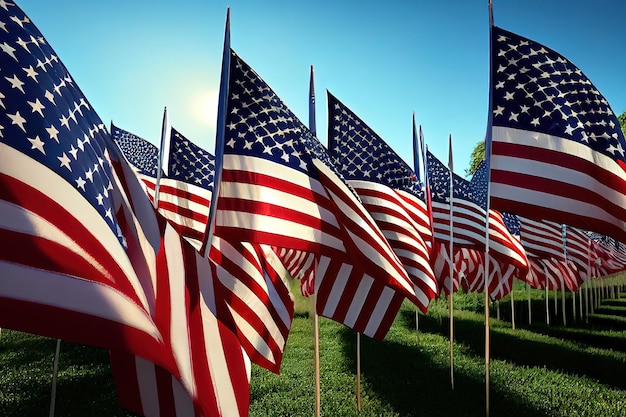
[113,125,214,251]
[215,50,420,316]
[488,26,626,244]
[427,153,528,275]
[0,4,250,416]
[517,216,584,291]
[563,225,593,283]
[111,123,160,200]
[113,127,294,373]
[327,92,438,312]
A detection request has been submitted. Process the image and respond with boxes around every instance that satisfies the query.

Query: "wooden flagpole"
[447,133,455,391]
[313,298,321,417]
[49,339,61,417]
[484,1,495,414]
[356,332,362,411]
[527,283,532,325]
[510,289,515,330]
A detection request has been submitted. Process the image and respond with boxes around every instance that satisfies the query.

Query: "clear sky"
[18,0,626,176]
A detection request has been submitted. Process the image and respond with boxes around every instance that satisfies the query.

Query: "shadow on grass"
[0,332,137,417]
[408,311,626,391]
[337,315,548,417]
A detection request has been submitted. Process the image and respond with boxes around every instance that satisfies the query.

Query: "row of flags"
[1,2,625,416]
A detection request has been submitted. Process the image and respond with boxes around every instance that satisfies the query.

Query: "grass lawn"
[2,285,626,416]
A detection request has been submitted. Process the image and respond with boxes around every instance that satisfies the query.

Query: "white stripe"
[163,226,196,398]
[135,357,160,417]
[343,275,375,329]
[217,207,345,252]
[0,144,154,311]
[321,262,353,317]
[0,260,161,341]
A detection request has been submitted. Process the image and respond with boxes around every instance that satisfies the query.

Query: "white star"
[28,98,45,117]
[46,125,60,143]
[68,144,79,159]
[5,74,25,93]
[520,104,530,113]
[28,136,45,154]
[58,153,72,171]
[75,177,86,191]
[22,65,38,81]
[0,41,17,61]
[530,118,540,127]
[493,106,505,116]
[509,112,519,122]
[504,91,515,101]
[16,37,30,52]
[564,125,575,136]
[8,111,27,132]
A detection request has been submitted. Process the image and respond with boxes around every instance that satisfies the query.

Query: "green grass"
[2,288,626,416]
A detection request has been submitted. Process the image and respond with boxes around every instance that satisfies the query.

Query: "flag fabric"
[110,124,160,201]
[114,126,295,373]
[327,92,438,312]
[488,25,626,244]
[158,127,214,250]
[0,4,250,416]
[214,49,422,334]
[113,126,214,251]
[427,153,528,275]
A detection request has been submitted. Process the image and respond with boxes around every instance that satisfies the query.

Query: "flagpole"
[309,64,322,417]
[483,1,495,414]
[49,338,61,417]
[447,133,455,391]
[154,106,170,209]
[412,113,422,333]
[201,8,230,258]
[510,287,515,329]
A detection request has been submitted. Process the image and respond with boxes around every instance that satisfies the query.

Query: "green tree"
[619,111,626,138]
[466,140,485,177]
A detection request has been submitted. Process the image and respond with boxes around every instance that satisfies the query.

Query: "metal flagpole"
[154,106,170,209]
[200,8,230,258]
[447,133,455,391]
[412,113,422,333]
[309,65,322,417]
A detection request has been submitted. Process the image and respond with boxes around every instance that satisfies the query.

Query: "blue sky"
[19,0,626,176]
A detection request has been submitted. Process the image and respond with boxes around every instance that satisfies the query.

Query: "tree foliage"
[619,111,626,138]
[466,140,485,177]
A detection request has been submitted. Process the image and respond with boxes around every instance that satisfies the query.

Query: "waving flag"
[214,49,421,320]
[110,124,160,201]
[327,93,438,312]
[427,153,528,275]
[0,3,250,416]
[114,126,294,373]
[488,25,626,244]
[113,126,214,251]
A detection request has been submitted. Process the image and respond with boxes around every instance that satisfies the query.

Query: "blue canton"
[169,128,215,192]
[327,93,425,200]
[492,26,626,163]
[0,4,124,244]
[224,50,347,185]
[111,124,159,177]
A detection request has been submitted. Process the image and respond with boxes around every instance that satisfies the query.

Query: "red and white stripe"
[314,256,405,340]
[110,225,251,417]
[490,127,626,244]
[347,180,438,312]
